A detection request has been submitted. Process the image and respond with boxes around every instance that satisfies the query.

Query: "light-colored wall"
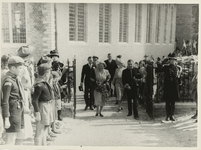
[56,3,176,94]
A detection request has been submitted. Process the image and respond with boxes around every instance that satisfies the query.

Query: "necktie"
[130,69,133,85]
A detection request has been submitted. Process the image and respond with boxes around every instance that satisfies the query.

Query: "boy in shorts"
[1,56,25,145]
[32,63,53,145]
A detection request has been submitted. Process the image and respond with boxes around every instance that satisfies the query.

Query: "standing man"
[156,53,181,121]
[80,57,94,110]
[104,53,118,97]
[122,60,141,120]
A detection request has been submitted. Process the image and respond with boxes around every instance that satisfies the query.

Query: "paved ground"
[20,96,198,148]
[37,96,197,147]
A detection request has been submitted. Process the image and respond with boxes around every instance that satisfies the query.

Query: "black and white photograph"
[0,0,200,149]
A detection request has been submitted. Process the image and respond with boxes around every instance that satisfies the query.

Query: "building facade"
[1,3,177,91]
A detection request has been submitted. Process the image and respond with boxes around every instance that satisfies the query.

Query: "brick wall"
[1,3,54,64]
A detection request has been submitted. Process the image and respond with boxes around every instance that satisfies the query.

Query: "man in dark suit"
[104,53,118,97]
[80,57,94,110]
[122,59,141,119]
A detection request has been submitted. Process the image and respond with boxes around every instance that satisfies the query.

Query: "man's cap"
[144,55,148,58]
[8,56,24,65]
[52,71,60,78]
[117,55,122,58]
[92,56,98,59]
[49,49,59,58]
[1,54,10,62]
[37,56,52,66]
[18,45,32,58]
[37,63,51,76]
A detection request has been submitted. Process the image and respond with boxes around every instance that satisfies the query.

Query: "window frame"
[69,3,87,42]
[119,4,129,43]
[134,4,142,43]
[1,2,28,46]
[99,4,111,43]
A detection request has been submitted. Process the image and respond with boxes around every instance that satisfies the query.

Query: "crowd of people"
[0,46,65,145]
[0,45,198,146]
[80,52,198,121]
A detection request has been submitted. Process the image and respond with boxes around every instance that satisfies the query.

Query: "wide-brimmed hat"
[49,49,59,58]
[168,53,177,60]
[17,45,33,60]
[37,55,52,66]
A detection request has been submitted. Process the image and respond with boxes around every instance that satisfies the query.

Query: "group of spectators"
[80,52,198,121]
[1,46,65,145]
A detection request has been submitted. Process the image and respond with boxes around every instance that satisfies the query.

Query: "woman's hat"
[168,53,177,60]
[116,58,125,67]
[97,61,107,68]
[49,49,59,58]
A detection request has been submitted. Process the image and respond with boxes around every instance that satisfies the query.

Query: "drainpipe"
[54,3,57,50]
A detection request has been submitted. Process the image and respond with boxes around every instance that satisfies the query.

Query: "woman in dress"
[112,58,125,112]
[90,62,111,117]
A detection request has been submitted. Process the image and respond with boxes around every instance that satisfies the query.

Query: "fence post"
[73,56,76,119]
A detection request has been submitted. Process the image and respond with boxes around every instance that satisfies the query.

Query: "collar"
[6,71,18,80]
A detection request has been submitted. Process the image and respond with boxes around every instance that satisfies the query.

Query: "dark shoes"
[84,106,88,111]
[127,114,132,116]
[90,107,94,110]
[170,116,176,121]
[165,117,170,121]
[115,101,118,105]
[191,113,197,119]
[118,107,123,112]
[134,116,140,120]
[95,113,104,117]
[166,116,176,121]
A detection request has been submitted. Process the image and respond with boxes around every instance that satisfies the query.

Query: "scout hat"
[37,63,51,76]
[49,49,59,58]
[37,55,52,66]
[17,45,34,60]
[8,56,24,65]
[1,54,10,62]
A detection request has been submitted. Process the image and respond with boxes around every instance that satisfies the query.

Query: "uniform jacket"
[104,59,118,80]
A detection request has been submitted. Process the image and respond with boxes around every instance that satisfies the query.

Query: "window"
[155,5,161,43]
[146,4,153,43]
[164,4,168,44]
[69,3,86,42]
[135,4,142,43]
[99,4,111,43]
[170,6,174,44]
[119,4,128,42]
[2,3,26,43]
